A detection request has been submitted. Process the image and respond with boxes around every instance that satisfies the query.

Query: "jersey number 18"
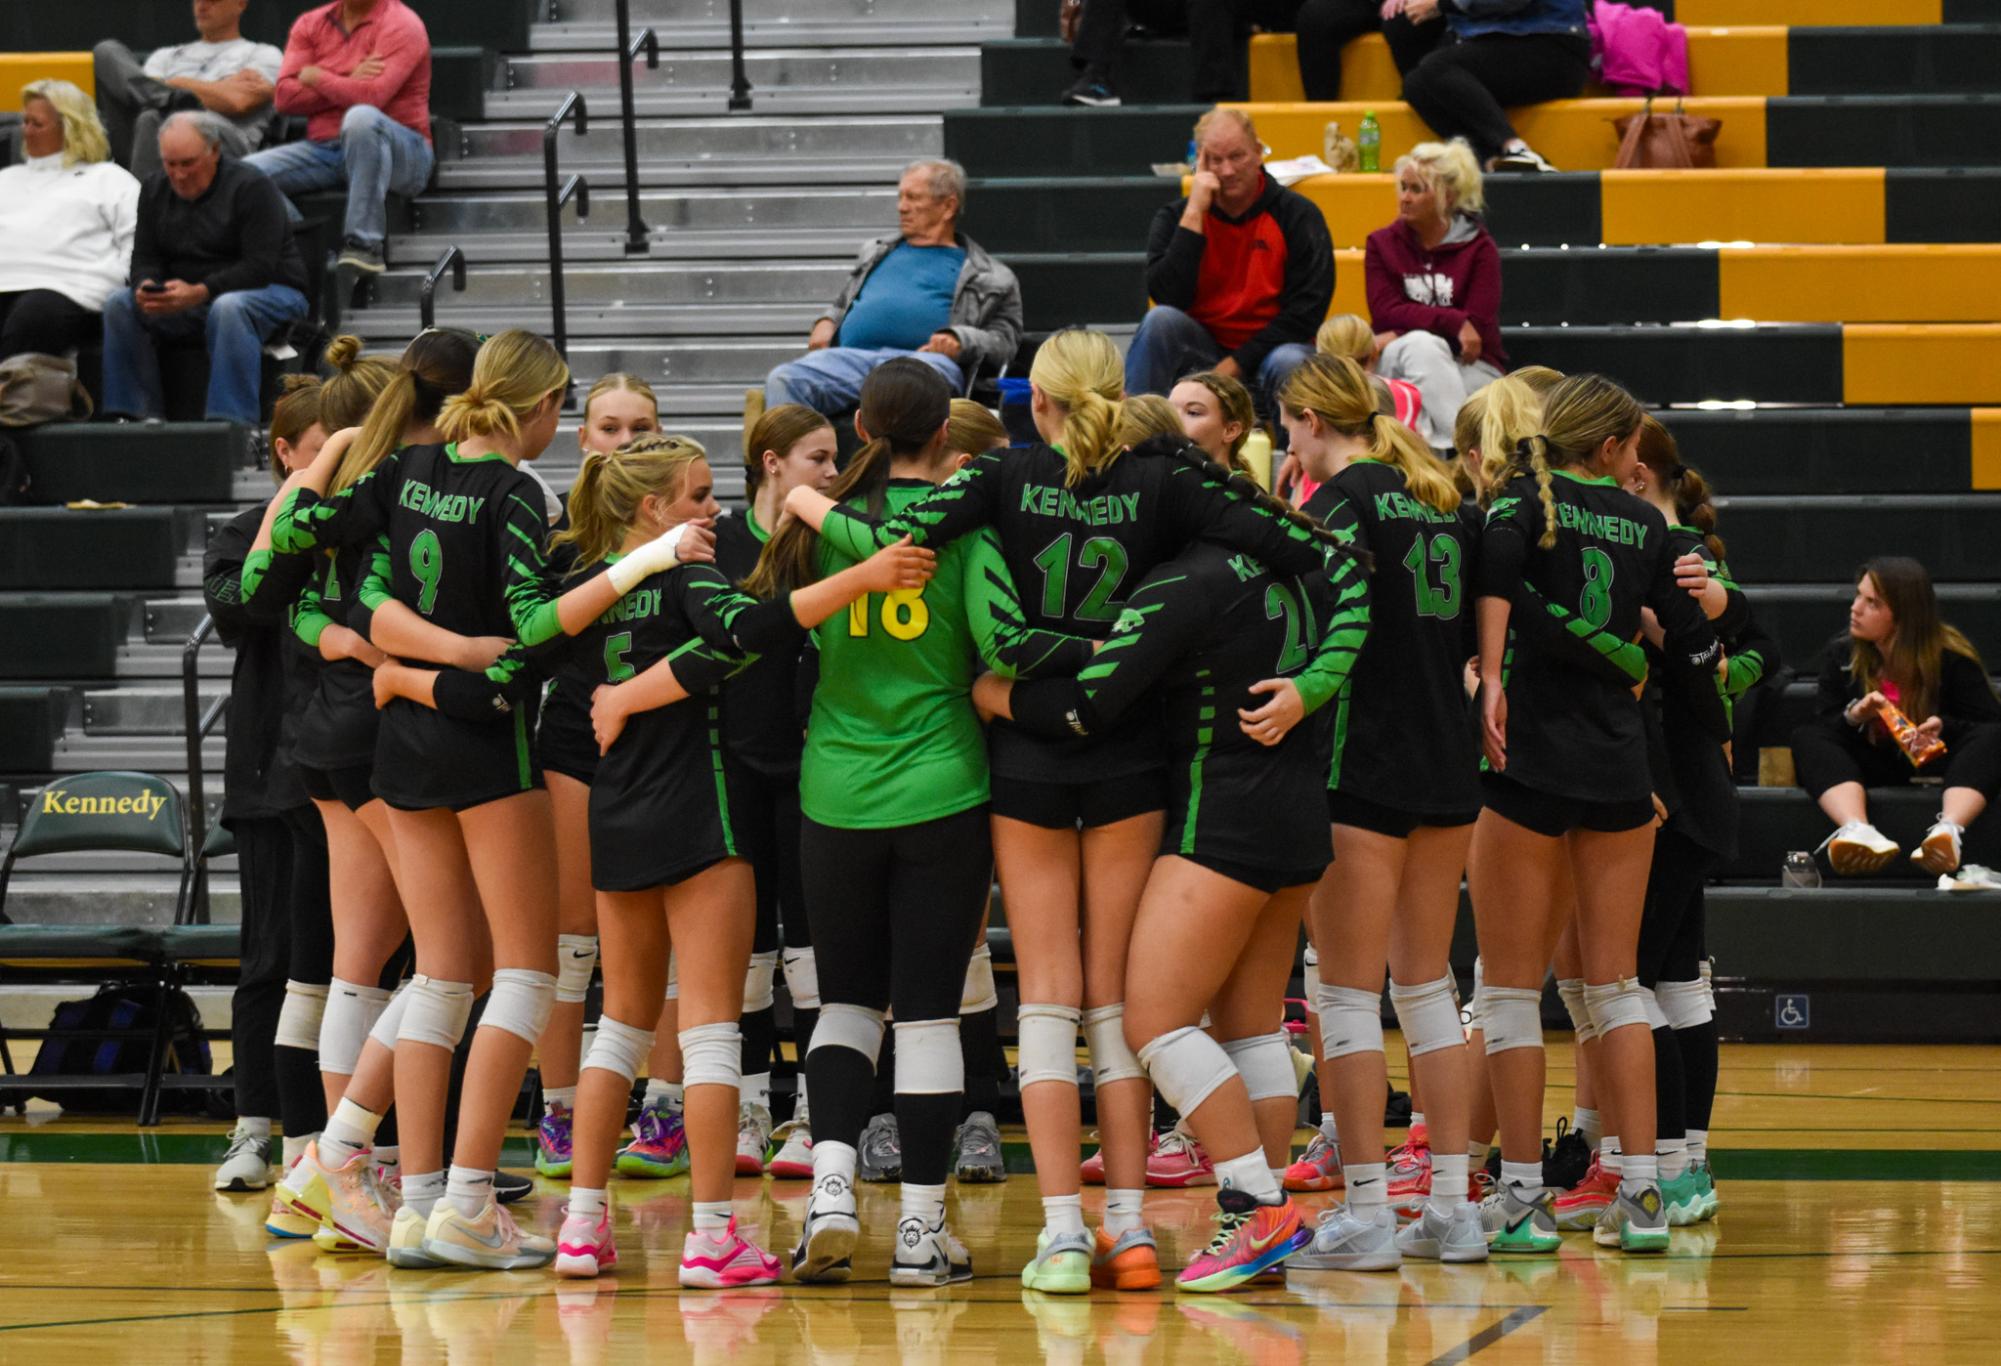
[847,589,930,641]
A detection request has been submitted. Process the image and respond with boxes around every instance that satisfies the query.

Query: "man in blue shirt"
[764,159,1023,416]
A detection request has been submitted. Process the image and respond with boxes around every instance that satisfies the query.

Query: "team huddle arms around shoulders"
[229,318,1802,1290]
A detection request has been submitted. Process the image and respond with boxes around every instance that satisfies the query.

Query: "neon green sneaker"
[1593,1181,1670,1253]
[1020,1228,1092,1294]
[1661,1169,1704,1227]
[1479,1184,1561,1254]
[1692,1161,1719,1221]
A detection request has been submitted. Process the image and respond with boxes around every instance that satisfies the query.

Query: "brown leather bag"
[1611,97,1721,169]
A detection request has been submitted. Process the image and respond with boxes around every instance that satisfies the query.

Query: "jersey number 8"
[1579,547,1615,631]
[847,588,930,641]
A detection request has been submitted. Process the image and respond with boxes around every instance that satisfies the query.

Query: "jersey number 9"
[848,588,930,641]
[410,529,444,615]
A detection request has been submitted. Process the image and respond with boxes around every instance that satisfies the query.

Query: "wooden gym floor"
[1,1041,1997,1363]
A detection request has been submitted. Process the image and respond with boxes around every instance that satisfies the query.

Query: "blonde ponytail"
[1469,375,1546,510]
[1279,353,1458,515]
[552,434,708,569]
[436,329,571,444]
[1029,327,1125,486]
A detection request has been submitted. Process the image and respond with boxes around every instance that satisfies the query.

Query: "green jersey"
[800,479,1092,829]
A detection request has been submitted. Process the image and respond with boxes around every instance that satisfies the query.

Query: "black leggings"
[1294,0,1442,100]
[738,765,814,1083]
[1401,31,1594,163]
[1638,826,1719,1152]
[802,805,994,1185]
[232,806,334,1131]
[1790,716,2001,802]
[0,289,98,360]
[1073,0,1243,100]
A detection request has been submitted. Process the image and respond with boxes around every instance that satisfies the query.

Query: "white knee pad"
[1390,974,1464,1058]
[324,978,394,1073]
[960,942,998,1014]
[1582,978,1651,1038]
[1083,1003,1145,1087]
[1656,978,1713,1030]
[809,1002,886,1062]
[665,953,679,1001]
[1016,1003,1081,1089]
[781,947,820,1011]
[679,1021,742,1089]
[1478,985,1545,1055]
[275,980,329,1052]
[1302,944,1321,1008]
[893,1018,963,1095]
[1221,1031,1297,1102]
[1136,1025,1237,1119]
[1314,983,1385,1060]
[555,935,598,1005]
[583,1016,655,1086]
[363,980,410,1054]
[483,968,557,1046]
[744,950,779,1013]
[1555,977,1597,1043]
[397,975,476,1049]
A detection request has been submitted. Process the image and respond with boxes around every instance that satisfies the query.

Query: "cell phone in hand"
[139,282,168,294]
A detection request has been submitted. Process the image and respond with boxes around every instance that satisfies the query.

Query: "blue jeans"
[101,283,308,423]
[765,346,963,416]
[1123,304,1315,416]
[244,105,434,250]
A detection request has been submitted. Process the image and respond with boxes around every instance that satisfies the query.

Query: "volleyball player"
[974,463,1368,1292]
[781,329,1333,1294]
[1266,355,1488,1270]
[1468,375,1728,1255]
[751,359,1095,1289]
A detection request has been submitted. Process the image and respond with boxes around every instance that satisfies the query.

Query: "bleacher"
[3,0,1998,1083]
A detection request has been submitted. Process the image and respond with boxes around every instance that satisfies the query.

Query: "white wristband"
[606,524,688,594]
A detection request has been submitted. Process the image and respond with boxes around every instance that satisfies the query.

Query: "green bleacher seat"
[14,424,248,506]
[0,594,130,680]
[0,510,183,592]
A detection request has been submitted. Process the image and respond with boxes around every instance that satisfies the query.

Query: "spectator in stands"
[1126,107,1332,417]
[1363,139,1504,449]
[246,0,433,276]
[1397,0,1590,172]
[1792,557,2001,878]
[99,112,309,425]
[0,82,139,364]
[763,159,1021,418]
[93,0,285,180]
[1293,0,1437,100]
[1060,0,1287,106]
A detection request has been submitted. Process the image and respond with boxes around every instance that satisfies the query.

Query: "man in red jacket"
[1126,108,1334,416]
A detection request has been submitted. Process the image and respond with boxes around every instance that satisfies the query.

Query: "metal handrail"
[541,91,590,361]
[420,245,467,330]
[180,615,226,925]
[727,0,753,110]
[615,0,658,255]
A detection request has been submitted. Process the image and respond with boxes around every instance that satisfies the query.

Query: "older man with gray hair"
[763,158,1022,417]
[100,111,309,425]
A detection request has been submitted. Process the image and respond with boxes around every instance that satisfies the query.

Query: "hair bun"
[321,335,364,371]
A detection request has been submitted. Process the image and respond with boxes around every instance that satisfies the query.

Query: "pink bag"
[1590,0,1690,97]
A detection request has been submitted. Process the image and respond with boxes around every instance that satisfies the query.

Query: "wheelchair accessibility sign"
[1775,994,1811,1030]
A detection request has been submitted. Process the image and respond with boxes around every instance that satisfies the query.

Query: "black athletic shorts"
[1326,789,1479,839]
[1481,772,1654,839]
[1180,851,1324,897]
[372,701,544,813]
[537,686,599,786]
[299,763,375,812]
[988,769,1167,830]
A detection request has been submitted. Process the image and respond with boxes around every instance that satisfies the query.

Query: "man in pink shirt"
[245,0,432,277]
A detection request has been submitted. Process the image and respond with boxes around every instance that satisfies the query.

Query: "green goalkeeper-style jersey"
[800,479,1092,830]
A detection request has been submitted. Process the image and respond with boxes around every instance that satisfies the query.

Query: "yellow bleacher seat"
[1,53,95,110]
[1973,410,2001,491]
[1843,325,2001,405]
[1720,245,2001,324]
[1676,0,1938,25]
[1601,167,1885,245]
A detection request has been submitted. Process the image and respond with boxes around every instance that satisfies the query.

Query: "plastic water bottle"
[1241,428,1274,490]
[1781,851,1821,889]
[1358,110,1381,173]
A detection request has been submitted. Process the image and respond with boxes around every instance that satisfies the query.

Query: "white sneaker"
[1823,820,1900,875]
[213,1123,275,1191]
[790,1175,859,1284]
[767,1116,814,1179]
[1396,1201,1489,1263]
[736,1100,772,1176]
[1913,817,1964,874]
[889,1216,974,1287]
[1289,1203,1402,1272]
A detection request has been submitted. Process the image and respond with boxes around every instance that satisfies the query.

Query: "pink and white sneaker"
[554,1206,618,1279]
[1147,1125,1216,1188]
[678,1216,782,1288]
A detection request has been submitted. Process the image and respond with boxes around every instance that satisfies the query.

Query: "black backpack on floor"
[26,984,213,1112]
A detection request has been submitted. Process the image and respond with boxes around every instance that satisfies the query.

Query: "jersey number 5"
[1033,533,1130,623]
[1402,532,1462,620]
[409,529,443,615]
[847,589,930,641]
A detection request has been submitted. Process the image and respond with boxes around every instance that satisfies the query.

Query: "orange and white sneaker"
[311,1156,398,1255]
[1147,1126,1216,1188]
[1824,821,1899,875]
[1176,1191,1310,1293]
[1089,1226,1162,1290]
[1553,1154,1621,1231]
[1385,1126,1432,1218]
[423,1197,556,1271]
[1282,1123,1343,1193]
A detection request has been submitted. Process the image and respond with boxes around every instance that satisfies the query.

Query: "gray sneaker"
[1480,1183,1561,1254]
[1397,1201,1489,1263]
[953,1110,1006,1184]
[858,1112,902,1183]
[1289,1202,1401,1272]
[213,1124,274,1192]
[1594,1179,1670,1253]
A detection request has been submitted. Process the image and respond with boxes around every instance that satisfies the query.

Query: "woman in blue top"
[1394,0,1594,172]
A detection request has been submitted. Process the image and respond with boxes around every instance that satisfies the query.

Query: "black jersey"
[1010,541,1369,876]
[1307,460,1480,817]
[1476,469,1725,804]
[814,434,1335,784]
[534,522,605,785]
[286,543,384,771]
[206,506,315,822]
[715,508,807,777]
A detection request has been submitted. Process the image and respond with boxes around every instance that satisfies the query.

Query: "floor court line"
[1425,1304,1550,1365]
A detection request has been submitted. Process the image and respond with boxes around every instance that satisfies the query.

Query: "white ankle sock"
[901,1182,946,1229]
[1431,1152,1470,1204]
[237,1116,273,1139]
[1621,1153,1659,1185]
[1409,1111,1425,1131]
[1658,1138,1689,1181]
[445,1166,495,1217]
[281,1133,314,1167]
[645,1078,685,1113]
[1601,1136,1622,1174]
[1213,1151,1282,1205]
[569,1187,607,1219]
[744,1071,772,1110]
[1501,1159,1543,1194]
[403,1170,446,1217]
[1041,1193,1086,1238]
[1343,1161,1388,1216]
[1318,1113,1339,1140]
[318,1098,381,1168]
[1104,1187,1144,1236]
[693,1200,732,1233]
[544,1087,576,1112]
[1575,1106,1601,1147]
[813,1140,857,1198]
[1687,1128,1709,1165]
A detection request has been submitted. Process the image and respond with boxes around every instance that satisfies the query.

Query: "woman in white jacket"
[0,80,139,362]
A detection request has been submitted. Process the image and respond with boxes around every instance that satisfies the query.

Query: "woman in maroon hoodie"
[1364,139,1506,452]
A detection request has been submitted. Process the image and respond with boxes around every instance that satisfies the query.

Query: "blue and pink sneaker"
[616,1102,689,1179]
[536,1102,575,1179]
[1176,1189,1311,1294]
[678,1216,782,1288]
